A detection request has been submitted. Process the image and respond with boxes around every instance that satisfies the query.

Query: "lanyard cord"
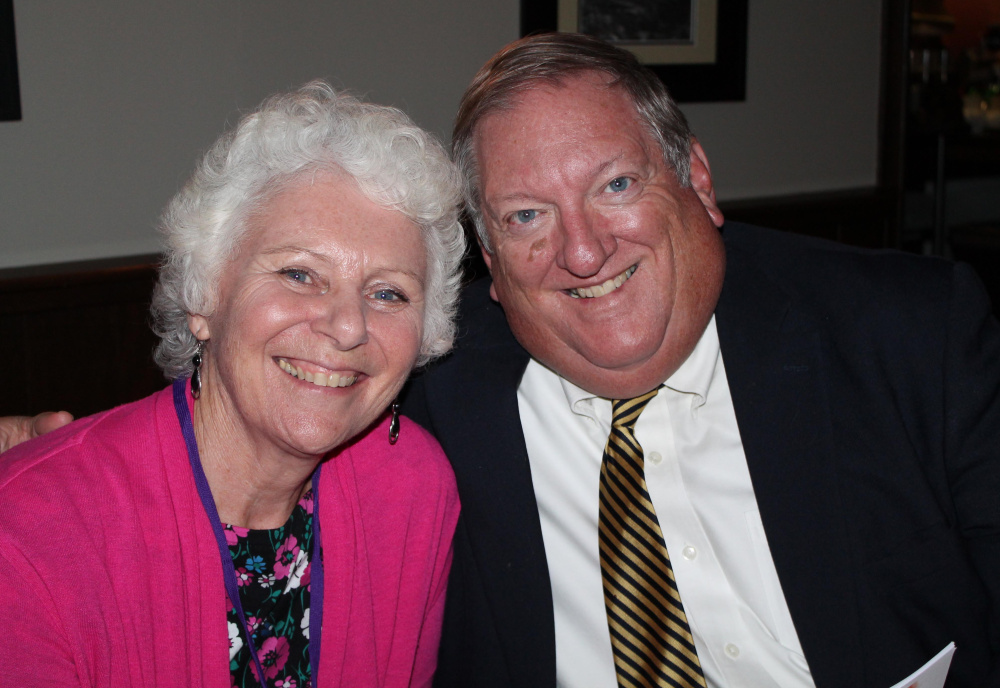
[172,379,325,685]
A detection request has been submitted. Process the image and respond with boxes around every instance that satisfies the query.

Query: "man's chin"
[563,367,668,399]
[546,349,674,399]
[570,338,666,372]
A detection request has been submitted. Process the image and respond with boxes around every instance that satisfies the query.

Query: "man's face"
[475,72,726,399]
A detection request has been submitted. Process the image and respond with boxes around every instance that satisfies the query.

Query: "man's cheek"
[527,237,548,263]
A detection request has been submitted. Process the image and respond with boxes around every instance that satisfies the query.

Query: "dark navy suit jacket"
[402,223,1000,688]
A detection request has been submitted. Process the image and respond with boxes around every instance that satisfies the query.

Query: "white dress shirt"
[518,316,816,688]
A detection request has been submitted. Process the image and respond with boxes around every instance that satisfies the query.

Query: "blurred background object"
[1,0,997,417]
[893,0,1000,313]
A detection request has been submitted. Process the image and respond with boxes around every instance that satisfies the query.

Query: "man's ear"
[479,242,502,303]
[187,313,211,341]
[689,139,725,228]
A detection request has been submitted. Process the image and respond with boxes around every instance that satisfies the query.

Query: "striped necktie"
[598,388,707,688]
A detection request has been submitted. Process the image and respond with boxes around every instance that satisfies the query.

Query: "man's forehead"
[474,91,657,184]
[487,71,627,121]
[475,77,646,154]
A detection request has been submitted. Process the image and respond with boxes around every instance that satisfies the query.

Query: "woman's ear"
[187,314,211,341]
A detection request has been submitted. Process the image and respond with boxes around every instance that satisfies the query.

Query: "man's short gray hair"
[452,32,693,253]
[151,81,465,379]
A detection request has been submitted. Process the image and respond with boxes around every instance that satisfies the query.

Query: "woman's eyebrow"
[261,246,426,285]
[260,245,328,261]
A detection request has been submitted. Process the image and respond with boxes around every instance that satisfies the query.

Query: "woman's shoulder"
[0,386,176,507]
[351,413,452,470]
[323,414,459,558]
[336,413,457,501]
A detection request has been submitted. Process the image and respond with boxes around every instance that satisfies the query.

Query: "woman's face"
[189,170,427,458]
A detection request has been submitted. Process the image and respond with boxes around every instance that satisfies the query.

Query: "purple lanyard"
[172,379,324,685]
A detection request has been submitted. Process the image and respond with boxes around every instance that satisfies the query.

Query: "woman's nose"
[311,294,369,350]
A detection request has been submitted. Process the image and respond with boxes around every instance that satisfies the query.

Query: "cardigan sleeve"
[0,536,81,685]
[408,486,458,688]
[391,417,460,688]
[324,414,460,688]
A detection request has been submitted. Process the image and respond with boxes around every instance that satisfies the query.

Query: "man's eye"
[279,268,311,284]
[511,209,537,224]
[605,177,632,193]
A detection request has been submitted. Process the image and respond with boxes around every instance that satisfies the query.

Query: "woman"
[0,81,464,687]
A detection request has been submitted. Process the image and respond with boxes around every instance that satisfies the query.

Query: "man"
[401,34,1000,688]
[3,33,999,688]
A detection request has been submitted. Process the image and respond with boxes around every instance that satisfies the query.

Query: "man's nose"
[312,293,369,350]
[555,210,613,278]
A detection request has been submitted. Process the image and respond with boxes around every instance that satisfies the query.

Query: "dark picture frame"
[1,0,22,121]
[521,0,747,103]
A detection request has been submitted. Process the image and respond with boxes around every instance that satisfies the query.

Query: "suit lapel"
[716,228,863,687]
[425,294,556,687]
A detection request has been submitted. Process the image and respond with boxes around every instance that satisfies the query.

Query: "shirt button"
[725,643,741,659]
[681,546,697,561]
[647,451,663,466]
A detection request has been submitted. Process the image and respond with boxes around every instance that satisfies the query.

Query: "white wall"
[0,0,882,269]
[685,0,883,200]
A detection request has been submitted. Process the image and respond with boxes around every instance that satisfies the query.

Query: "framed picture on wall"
[521,0,747,103]
[1,0,22,121]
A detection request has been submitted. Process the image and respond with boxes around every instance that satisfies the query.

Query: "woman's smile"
[276,357,359,388]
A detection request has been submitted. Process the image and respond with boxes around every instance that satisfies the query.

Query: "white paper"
[888,642,956,688]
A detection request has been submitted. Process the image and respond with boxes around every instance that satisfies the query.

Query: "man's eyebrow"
[489,191,538,206]
[487,153,628,207]
[591,153,624,180]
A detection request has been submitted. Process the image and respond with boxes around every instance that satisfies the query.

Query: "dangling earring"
[388,402,400,445]
[191,340,206,399]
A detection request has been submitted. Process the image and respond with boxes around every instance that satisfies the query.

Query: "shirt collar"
[554,315,721,414]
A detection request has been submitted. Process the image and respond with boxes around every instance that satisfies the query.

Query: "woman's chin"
[278,429,351,460]
[272,413,374,460]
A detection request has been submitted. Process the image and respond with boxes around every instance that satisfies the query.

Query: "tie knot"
[611,387,660,431]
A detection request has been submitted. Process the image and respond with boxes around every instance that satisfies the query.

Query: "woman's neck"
[192,385,321,530]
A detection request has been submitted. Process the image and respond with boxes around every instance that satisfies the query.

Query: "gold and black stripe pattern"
[599,389,707,688]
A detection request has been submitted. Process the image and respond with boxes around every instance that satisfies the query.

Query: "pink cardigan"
[0,384,459,687]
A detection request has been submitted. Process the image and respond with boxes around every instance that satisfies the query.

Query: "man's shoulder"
[422,278,527,368]
[402,278,529,430]
[453,278,517,348]
[721,222,956,307]
[723,222,948,269]
[716,223,993,373]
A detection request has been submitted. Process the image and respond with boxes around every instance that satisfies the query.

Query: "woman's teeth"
[569,265,637,299]
[278,358,357,388]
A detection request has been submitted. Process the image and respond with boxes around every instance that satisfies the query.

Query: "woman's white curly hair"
[151,81,466,379]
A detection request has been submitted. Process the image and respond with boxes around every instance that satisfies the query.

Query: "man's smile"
[567,264,637,299]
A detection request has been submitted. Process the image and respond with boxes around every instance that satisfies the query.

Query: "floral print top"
[225,488,314,688]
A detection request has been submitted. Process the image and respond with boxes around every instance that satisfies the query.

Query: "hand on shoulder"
[0,411,74,453]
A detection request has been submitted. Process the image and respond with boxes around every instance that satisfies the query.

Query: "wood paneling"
[721,187,890,248]
[0,255,166,418]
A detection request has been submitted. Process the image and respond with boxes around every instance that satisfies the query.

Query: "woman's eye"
[605,177,632,193]
[372,289,407,303]
[510,209,537,225]
[279,268,312,284]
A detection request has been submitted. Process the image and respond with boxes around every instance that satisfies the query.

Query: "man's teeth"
[569,265,637,299]
[278,358,357,388]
